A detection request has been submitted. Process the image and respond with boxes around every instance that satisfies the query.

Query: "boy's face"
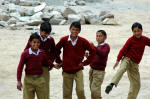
[133,27,142,39]
[40,30,50,38]
[30,39,40,51]
[96,32,106,44]
[70,26,80,37]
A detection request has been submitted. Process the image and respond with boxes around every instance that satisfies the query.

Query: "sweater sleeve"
[82,40,96,66]
[96,44,110,58]
[55,37,64,64]
[117,38,131,62]
[49,38,56,62]
[43,54,54,69]
[145,37,150,47]
[17,52,26,81]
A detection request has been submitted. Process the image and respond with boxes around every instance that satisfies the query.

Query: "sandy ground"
[1,5,150,99]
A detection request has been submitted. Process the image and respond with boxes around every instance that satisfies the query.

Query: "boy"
[86,30,110,99]
[55,21,96,99]
[17,33,54,99]
[105,22,150,99]
[25,21,55,99]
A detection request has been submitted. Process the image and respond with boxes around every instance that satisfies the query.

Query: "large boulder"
[62,7,77,19]
[83,10,101,24]
[67,14,85,24]
[102,18,118,25]
[0,12,10,21]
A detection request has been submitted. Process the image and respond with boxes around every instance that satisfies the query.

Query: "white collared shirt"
[68,35,78,46]
[98,42,105,46]
[39,34,51,42]
[29,47,40,56]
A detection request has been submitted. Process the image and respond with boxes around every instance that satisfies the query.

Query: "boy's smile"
[30,39,40,52]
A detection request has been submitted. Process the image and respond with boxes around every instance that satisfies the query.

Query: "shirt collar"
[29,47,40,56]
[39,34,51,42]
[68,35,78,46]
[98,42,105,46]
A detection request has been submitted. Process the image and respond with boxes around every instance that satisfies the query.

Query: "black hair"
[131,22,143,31]
[97,30,107,37]
[29,32,41,42]
[40,21,52,34]
[70,21,81,31]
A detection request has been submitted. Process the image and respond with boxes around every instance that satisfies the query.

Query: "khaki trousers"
[63,70,86,99]
[23,75,47,99]
[42,66,50,99]
[89,68,105,99]
[111,57,140,99]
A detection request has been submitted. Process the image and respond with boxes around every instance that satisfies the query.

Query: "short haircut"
[29,32,41,42]
[40,21,52,34]
[70,21,81,30]
[131,22,143,31]
[97,30,107,37]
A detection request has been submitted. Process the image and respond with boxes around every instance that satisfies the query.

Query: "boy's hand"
[54,63,62,69]
[89,41,94,46]
[113,61,119,69]
[17,81,23,91]
[79,63,84,67]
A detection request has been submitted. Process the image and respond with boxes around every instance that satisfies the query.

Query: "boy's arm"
[82,40,96,66]
[55,38,64,64]
[17,52,25,91]
[96,44,110,58]
[24,39,30,50]
[145,37,150,46]
[49,38,56,62]
[17,52,25,82]
[117,38,131,62]
[43,54,54,70]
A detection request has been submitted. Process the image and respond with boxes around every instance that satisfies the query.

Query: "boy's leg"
[127,61,140,99]
[35,76,47,99]
[75,70,86,99]
[106,57,130,94]
[63,72,74,99]
[111,57,130,86]
[90,69,105,99]
[23,76,35,99]
[89,68,93,90]
[42,66,50,99]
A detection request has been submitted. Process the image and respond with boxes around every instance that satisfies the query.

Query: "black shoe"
[105,83,114,94]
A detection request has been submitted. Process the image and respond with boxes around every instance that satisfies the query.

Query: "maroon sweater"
[90,43,110,71]
[117,35,150,64]
[17,49,54,81]
[25,36,56,62]
[56,35,96,73]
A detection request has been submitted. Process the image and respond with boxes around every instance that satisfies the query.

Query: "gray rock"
[83,10,101,24]
[17,16,30,22]
[30,11,43,20]
[0,21,8,27]
[26,20,42,26]
[10,12,21,19]
[75,0,86,5]
[7,17,18,24]
[67,14,85,24]
[62,7,77,19]
[0,12,10,21]
[59,20,67,25]
[19,7,34,16]
[100,13,114,21]
[102,18,118,25]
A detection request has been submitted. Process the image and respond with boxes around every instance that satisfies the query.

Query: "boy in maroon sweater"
[86,30,110,99]
[17,33,54,99]
[105,22,150,99]
[24,21,55,99]
[55,21,96,99]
